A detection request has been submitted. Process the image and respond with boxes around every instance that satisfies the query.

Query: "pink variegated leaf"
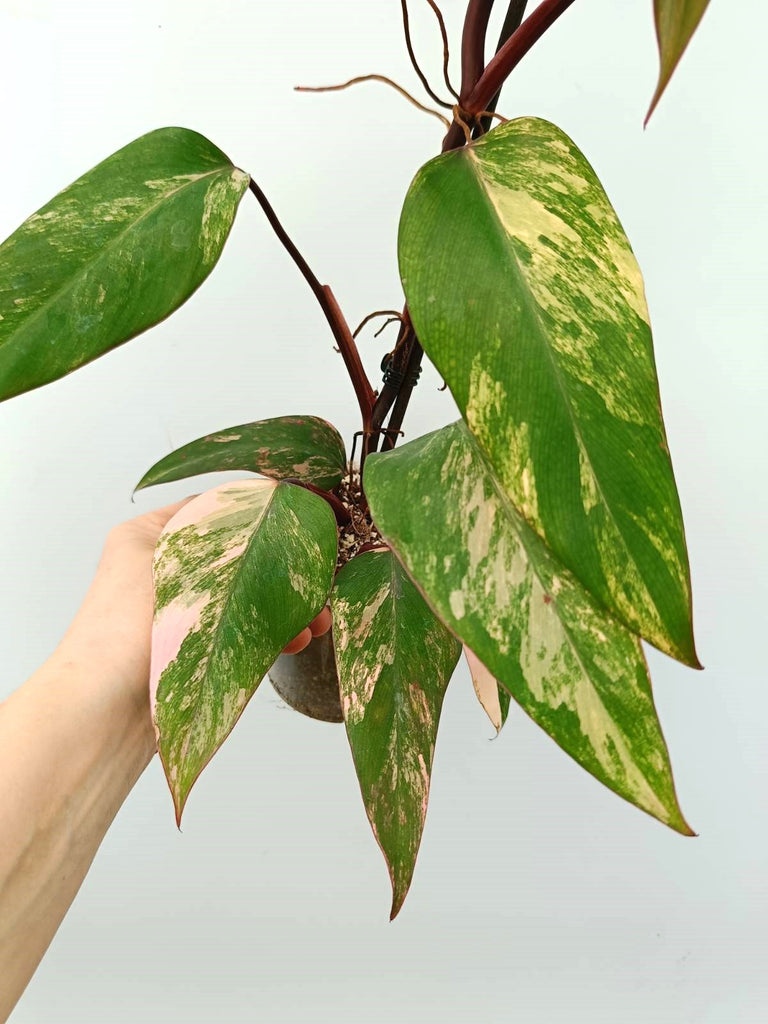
[464,646,510,735]
[331,549,461,919]
[151,479,337,822]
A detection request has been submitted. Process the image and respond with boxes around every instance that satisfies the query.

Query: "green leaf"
[398,117,698,667]
[151,479,337,823]
[136,415,347,493]
[365,422,692,834]
[647,0,711,123]
[464,646,510,734]
[331,549,461,918]
[0,127,249,402]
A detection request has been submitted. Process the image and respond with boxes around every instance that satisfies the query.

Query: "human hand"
[61,499,332,715]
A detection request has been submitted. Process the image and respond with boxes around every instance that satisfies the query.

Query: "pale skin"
[0,499,331,1020]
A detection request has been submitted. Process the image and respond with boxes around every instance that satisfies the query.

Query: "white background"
[1,1,765,1021]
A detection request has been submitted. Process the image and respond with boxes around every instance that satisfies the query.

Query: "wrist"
[43,635,157,772]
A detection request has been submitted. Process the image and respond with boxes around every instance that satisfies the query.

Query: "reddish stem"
[459,0,496,104]
[464,0,578,114]
[284,479,351,525]
[247,179,375,428]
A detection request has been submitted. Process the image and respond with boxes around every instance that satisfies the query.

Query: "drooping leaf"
[136,415,347,493]
[0,127,249,402]
[331,549,461,918]
[365,422,692,834]
[647,0,711,123]
[151,479,337,822]
[398,117,698,668]
[464,646,510,734]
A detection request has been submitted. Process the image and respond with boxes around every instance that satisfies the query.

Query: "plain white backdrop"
[0,1,765,1021]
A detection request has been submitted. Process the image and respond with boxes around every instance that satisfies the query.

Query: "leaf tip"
[644,91,662,128]
[389,885,409,922]
[669,811,697,838]
[172,783,189,830]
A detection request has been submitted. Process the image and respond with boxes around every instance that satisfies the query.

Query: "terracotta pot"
[268,629,343,723]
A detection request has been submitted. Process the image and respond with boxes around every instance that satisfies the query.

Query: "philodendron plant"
[0,0,710,918]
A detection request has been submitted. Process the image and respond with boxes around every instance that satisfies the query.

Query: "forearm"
[0,644,155,1020]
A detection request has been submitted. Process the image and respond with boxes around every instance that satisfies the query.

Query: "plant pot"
[268,629,343,723]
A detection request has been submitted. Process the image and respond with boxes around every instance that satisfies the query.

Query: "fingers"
[282,628,312,655]
[282,606,332,655]
[308,605,332,638]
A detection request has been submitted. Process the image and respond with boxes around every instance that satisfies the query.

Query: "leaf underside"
[0,126,249,402]
[365,423,692,835]
[464,645,510,734]
[136,415,347,493]
[398,116,698,667]
[647,0,711,123]
[331,549,461,918]
[151,478,338,822]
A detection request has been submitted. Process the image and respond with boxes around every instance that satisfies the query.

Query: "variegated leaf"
[398,117,698,668]
[0,127,249,402]
[331,549,461,918]
[136,415,347,493]
[647,0,711,123]
[151,479,337,822]
[464,646,510,734]
[365,422,692,834]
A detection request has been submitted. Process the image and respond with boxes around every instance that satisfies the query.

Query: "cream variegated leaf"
[647,0,711,123]
[136,415,347,493]
[365,422,692,834]
[151,479,337,822]
[398,117,698,668]
[464,646,510,734]
[0,127,249,402]
[331,549,461,918]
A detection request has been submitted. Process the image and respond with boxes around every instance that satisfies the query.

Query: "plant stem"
[459,0,496,104]
[464,0,577,114]
[476,0,528,135]
[367,313,414,458]
[381,337,424,451]
[247,179,375,428]
[284,479,352,525]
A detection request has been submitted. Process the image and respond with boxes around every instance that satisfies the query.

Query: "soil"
[335,465,383,570]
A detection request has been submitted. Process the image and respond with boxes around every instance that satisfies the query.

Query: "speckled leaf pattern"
[399,117,698,668]
[0,127,249,402]
[647,0,710,123]
[464,646,510,734]
[151,479,338,822]
[331,549,461,918]
[365,423,692,834]
[136,415,347,493]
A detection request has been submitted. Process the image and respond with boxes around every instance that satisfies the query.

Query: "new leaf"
[0,127,249,402]
[399,117,698,667]
[331,549,461,918]
[151,479,338,822]
[366,423,692,834]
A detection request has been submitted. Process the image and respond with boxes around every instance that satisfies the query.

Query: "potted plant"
[0,0,710,919]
